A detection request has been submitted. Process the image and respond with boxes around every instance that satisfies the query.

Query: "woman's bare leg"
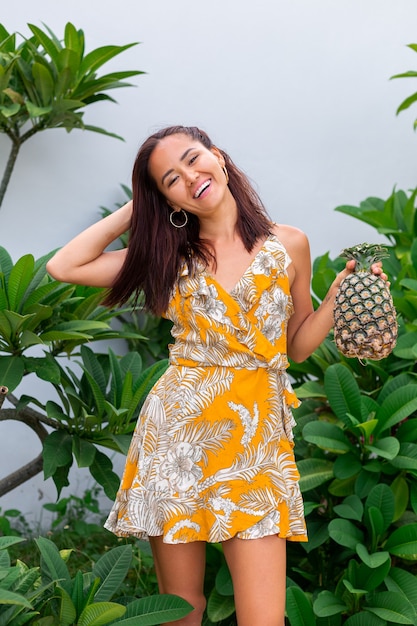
[222,535,287,626]
[149,536,207,626]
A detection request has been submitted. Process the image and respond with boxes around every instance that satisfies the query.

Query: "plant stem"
[0,123,42,210]
[0,132,21,210]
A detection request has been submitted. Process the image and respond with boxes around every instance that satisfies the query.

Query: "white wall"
[1,0,417,523]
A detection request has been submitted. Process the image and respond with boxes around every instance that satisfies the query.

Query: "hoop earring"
[170,209,188,228]
[223,166,229,184]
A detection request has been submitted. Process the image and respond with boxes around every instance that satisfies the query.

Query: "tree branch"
[0,395,50,497]
[5,392,61,429]
[0,133,21,210]
[0,386,8,410]
[0,453,44,497]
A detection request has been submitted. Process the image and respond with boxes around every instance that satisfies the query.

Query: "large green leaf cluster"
[286,188,417,625]
[0,22,143,209]
[0,22,142,139]
[0,247,168,500]
[0,535,192,625]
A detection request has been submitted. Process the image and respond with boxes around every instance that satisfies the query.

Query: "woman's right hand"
[46,201,132,288]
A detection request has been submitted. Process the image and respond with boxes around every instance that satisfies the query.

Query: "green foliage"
[0,21,141,136]
[0,535,192,625]
[0,21,143,208]
[391,43,417,129]
[0,246,168,499]
[286,187,417,625]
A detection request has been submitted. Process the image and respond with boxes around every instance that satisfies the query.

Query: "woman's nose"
[185,170,198,184]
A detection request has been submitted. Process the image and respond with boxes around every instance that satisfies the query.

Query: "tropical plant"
[285,186,417,625]
[0,535,193,625]
[0,21,143,208]
[0,245,168,498]
[391,42,417,129]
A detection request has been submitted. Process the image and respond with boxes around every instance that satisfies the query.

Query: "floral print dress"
[104,234,307,543]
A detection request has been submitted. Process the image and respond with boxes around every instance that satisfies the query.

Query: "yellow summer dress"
[104,234,307,543]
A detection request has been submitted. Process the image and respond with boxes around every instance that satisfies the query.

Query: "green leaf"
[82,369,107,417]
[396,90,417,114]
[365,484,395,532]
[328,519,364,550]
[354,558,391,593]
[344,612,386,626]
[285,586,316,626]
[0,588,33,607]
[303,519,329,553]
[303,421,354,454]
[333,495,363,522]
[365,437,400,460]
[79,43,138,76]
[365,591,416,624]
[56,585,76,626]
[115,594,194,625]
[324,364,362,425]
[28,23,62,64]
[52,462,72,498]
[25,100,53,118]
[42,430,73,479]
[385,524,417,559]
[35,536,72,593]
[355,469,380,499]
[32,61,54,106]
[80,345,107,392]
[24,355,61,384]
[206,587,236,622]
[0,536,26,550]
[0,355,24,391]
[72,436,96,468]
[313,591,347,617]
[89,449,120,500]
[294,380,326,399]
[333,452,361,479]
[64,22,83,59]
[385,566,417,609]
[374,385,417,435]
[77,602,126,626]
[297,459,334,492]
[215,563,233,596]
[7,254,34,311]
[0,102,20,117]
[391,475,410,522]
[390,442,417,471]
[0,246,13,280]
[365,506,385,546]
[356,544,390,568]
[93,544,133,603]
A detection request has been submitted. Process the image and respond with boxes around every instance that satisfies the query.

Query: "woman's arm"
[46,201,132,287]
[275,224,385,363]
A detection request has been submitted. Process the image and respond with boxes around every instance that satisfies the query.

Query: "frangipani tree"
[0,21,143,208]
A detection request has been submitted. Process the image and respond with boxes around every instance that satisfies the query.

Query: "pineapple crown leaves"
[339,243,390,272]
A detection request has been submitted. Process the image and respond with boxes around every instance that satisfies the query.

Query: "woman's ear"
[167,200,181,211]
[211,146,225,168]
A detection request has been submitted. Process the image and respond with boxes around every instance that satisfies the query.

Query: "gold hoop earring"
[223,166,229,184]
[170,209,188,228]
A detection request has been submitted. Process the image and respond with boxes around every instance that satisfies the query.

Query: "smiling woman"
[46,124,387,626]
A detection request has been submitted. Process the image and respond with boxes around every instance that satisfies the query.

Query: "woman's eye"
[189,154,198,165]
[168,175,179,187]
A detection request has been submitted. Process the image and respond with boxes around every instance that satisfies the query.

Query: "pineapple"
[333,243,398,360]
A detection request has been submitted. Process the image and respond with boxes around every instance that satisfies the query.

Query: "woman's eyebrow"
[161,148,194,185]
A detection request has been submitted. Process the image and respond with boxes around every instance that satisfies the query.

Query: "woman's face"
[148,133,228,218]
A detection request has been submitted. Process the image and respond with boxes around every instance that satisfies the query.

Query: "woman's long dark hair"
[104,125,273,316]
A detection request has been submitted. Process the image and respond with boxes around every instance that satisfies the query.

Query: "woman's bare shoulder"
[271,223,310,258]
